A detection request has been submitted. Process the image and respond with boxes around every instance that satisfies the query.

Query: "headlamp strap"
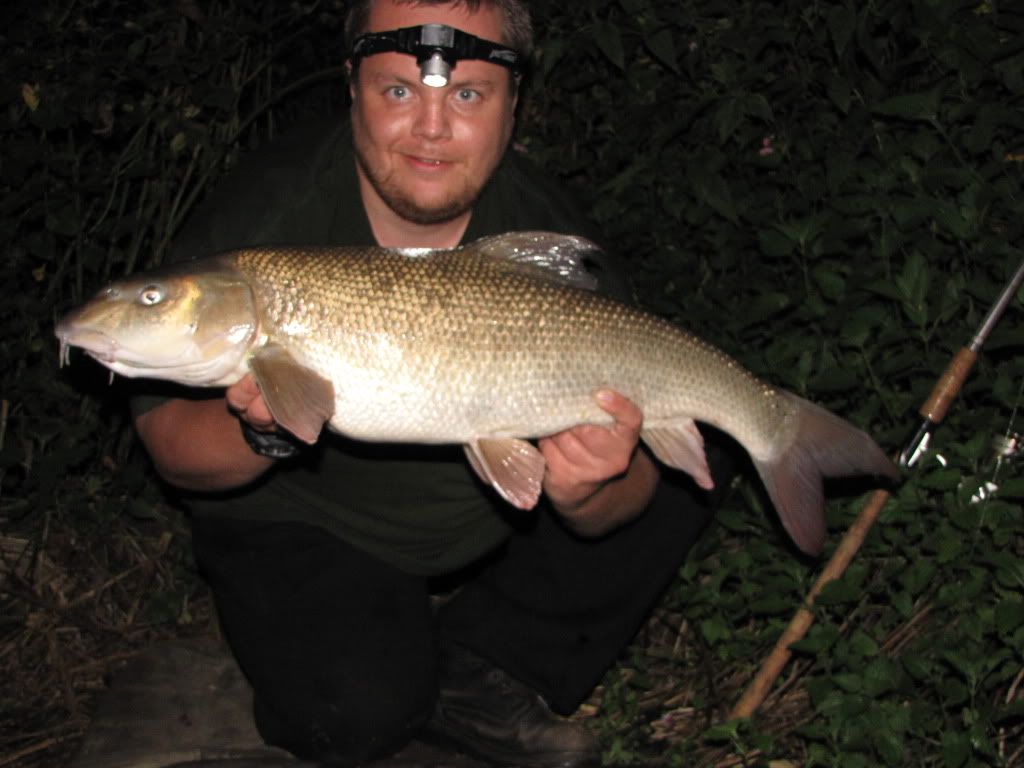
[351,24,522,75]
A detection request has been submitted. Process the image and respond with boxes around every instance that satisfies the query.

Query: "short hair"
[344,0,534,62]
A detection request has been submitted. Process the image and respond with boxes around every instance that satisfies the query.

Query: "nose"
[411,93,452,141]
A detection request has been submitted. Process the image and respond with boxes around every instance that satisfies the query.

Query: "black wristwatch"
[239,420,301,459]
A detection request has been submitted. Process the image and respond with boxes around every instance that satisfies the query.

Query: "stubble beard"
[354,148,481,226]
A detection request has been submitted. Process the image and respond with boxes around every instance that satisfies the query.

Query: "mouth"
[56,326,118,366]
[405,154,451,170]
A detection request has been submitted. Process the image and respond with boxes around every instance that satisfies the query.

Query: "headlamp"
[350,23,523,88]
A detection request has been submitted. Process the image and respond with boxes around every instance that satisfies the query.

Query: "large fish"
[56,231,897,554]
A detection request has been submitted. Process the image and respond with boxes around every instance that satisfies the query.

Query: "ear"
[346,60,357,100]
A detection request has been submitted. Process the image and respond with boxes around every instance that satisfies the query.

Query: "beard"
[354,146,483,226]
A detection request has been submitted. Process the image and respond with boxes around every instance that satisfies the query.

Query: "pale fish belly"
[268,282,792,454]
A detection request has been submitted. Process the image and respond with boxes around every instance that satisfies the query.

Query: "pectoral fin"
[641,420,715,490]
[464,438,546,510]
[249,343,335,444]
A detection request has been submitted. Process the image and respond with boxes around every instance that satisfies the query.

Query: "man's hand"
[226,374,277,431]
[539,390,658,535]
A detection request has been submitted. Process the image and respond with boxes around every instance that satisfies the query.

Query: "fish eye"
[138,285,164,306]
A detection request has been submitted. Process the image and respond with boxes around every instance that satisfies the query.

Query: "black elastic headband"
[350,24,523,87]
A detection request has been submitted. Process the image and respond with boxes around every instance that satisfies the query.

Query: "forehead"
[365,0,506,44]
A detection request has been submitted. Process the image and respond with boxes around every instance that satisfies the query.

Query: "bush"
[2,0,1023,765]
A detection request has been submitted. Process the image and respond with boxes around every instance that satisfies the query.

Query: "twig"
[47,627,79,718]
[0,736,65,767]
[880,602,934,656]
[1007,666,1024,704]
[65,563,146,610]
[731,488,892,719]
[0,399,9,452]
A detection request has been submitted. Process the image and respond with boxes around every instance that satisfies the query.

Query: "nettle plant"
[523,0,1024,765]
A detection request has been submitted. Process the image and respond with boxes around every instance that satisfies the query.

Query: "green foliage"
[3,0,1024,766]
[522,0,1024,764]
[2,0,346,532]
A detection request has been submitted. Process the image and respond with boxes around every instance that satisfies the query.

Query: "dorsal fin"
[467,231,602,291]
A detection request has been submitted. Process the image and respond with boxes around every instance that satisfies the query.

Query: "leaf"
[703,720,741,743]
[644,28,678,73]
[759,229,794,257]
[713,96,746,143]
[997,478,1024,499]
[849,629,880,657]
[812,264,846,301]
[900,561,937,596]
[831,673,862,692]
[871,88,944,122]
[743,94,774,123]
[827,6,856,57]
[895,251,929,326]
[21,82,40,111]
[862,658,898,697]
[995,599,1024,635]
[539,38,568,78]
[826,74,852,114]
[743,291,791,323]
[817,577,860,605]
[700,616,730,645]
[942,730,971,768]
[592,20,625,70]
[170,132,187,154]
[872,725,905,766]
[839,306,886,347]
[686,166,739,223]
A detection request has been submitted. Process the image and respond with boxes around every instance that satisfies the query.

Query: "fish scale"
[233,245,773,448]
[55,231,898,555]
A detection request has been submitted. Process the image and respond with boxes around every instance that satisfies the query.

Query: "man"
[132,1,724,766]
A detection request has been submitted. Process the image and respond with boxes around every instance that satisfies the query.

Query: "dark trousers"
[191,476,714,764]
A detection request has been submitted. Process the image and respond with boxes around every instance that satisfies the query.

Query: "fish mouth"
[56,326,118,367]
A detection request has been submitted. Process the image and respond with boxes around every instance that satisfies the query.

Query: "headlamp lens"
[420,51,451,88]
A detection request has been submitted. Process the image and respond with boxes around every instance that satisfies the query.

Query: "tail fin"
[752,393,900,556]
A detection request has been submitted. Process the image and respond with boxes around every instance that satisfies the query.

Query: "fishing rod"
[731,255,1024,721]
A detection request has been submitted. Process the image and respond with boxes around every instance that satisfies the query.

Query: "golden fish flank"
[55,231,898,555]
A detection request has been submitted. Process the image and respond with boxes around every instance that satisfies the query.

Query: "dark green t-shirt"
[135,117,629,576]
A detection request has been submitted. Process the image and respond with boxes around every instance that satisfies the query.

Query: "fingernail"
[596,389,614,405]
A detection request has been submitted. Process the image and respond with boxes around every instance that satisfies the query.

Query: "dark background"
[2,1,1024,765]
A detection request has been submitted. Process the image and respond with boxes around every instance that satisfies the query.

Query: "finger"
[225,375,261,411]
[242,395,277,430]
[542,427,628,481]
[565,427,622,464]
[539,431,581,470]
[226,376,277,430]
[595,389,643,433]
[539,435,597,490]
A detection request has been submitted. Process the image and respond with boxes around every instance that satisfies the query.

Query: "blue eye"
[387,85,410,100]
[455,88,480,102]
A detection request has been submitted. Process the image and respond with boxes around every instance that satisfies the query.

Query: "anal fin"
[641,419,715,491]
[464,438,546,510]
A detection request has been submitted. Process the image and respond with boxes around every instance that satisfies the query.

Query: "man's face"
[350,0,519,225]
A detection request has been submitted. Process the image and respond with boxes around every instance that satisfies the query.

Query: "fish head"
[55,257,259,386]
